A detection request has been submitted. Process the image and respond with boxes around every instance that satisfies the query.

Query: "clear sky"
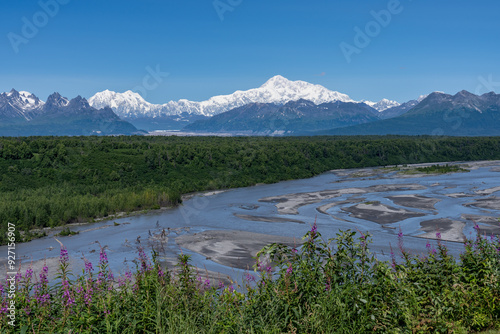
[1,0,499,104]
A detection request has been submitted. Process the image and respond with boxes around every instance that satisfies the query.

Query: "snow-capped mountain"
[363,98,400,112]
[88,75,398,119]
[88,90,163,118]
[0,89,44,121]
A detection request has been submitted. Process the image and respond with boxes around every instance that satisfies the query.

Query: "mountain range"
[87,75,400,130]
[184,99,381,134]
[1,76,499,137]
[318,91,500,136]
[0,90,141,136]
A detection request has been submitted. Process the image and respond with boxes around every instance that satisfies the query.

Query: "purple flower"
[245,273,255,282]
[266,266,272,273]
[99,249,108,265]
[286,265,293,275]
[60,247,69,264]
[436,232,442,240]
[218,281,224,289]
[310,222,318,237]
[426,240,431,251]
[85,260,93,274]
[204,279,210,288]
[39,266,48,284]
[25,268,33,280]
[291,248,298,254]
[227,285,234,292]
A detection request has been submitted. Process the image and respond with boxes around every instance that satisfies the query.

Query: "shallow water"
[3,161,500,280]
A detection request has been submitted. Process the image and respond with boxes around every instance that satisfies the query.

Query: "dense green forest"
[1,135,500,244]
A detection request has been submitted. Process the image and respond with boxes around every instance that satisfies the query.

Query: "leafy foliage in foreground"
[2,135,500,244]
[1,224,499,333]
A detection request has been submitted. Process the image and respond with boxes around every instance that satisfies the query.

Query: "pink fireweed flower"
[218,281,224,289]
[286,265,293,275]
[436,232,442,240]
[99,249,108,265]
[85,260,93,274]
[245,273,255,282]
[25,268,33,280]
[60,247,69,264]
[39,266,48,284]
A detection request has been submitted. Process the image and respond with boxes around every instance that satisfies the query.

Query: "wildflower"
[99,248,108,265]
[25,268,33,280]
[266,266,272,273]
[39,266,48,284]
[245,273,255,282]
[204,278,210,289]
[436,232,442,240]
[291,248,298,254]
[85,260,93,274]
[227,285,234,293]
[426,240,431,251]
[218,281,224,289]
[60,246,69,264]
[286,265,293,275]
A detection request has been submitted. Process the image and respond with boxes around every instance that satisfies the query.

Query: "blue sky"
[1,0,499,104]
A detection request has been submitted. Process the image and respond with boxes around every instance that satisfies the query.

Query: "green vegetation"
[56,227,79,237]
[415,164,468,173]
[2,135,500,244]
[2,224,499,333]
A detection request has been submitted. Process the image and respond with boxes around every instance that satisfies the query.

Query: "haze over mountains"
[1,76,499,137]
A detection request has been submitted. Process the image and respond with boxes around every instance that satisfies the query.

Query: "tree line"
[1,135,500,244]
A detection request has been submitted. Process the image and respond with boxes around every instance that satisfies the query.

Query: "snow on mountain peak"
[88,76,394,118]
[362,98,400,112]
[0,89,44,121]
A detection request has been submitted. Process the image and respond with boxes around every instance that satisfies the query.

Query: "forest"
[1,135,500,244]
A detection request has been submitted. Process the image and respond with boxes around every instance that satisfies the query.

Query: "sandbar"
[387,194,440,210]
[234,213,305,224]
[176,230,301,270]
[417,218,465,243]
[342,202,425,225]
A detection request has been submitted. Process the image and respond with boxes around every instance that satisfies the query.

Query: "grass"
[1,221,499,333]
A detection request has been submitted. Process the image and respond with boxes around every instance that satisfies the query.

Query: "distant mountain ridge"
[184,99,381,134]
[319,91,500,136]
[88,76,400,130]
[0,89,141,136]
